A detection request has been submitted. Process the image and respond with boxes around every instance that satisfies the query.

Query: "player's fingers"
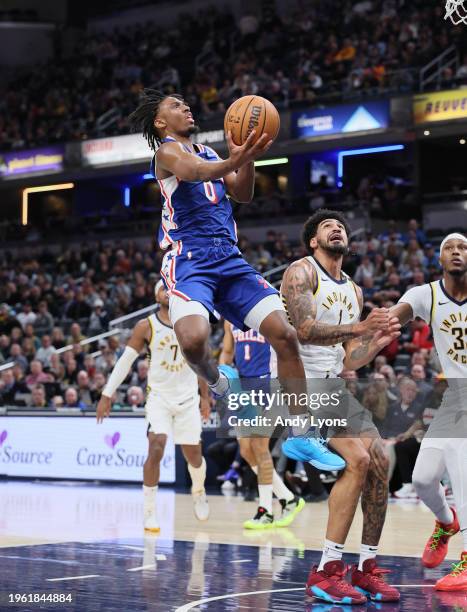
[226,130,234,147]
[243,129,257,148]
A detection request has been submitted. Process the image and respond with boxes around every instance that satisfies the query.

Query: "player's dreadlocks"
[128,89,183,151]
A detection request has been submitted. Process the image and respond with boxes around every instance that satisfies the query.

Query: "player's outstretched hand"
[96,395,112,423]
[226,130,273,168]
[359,307,391,336]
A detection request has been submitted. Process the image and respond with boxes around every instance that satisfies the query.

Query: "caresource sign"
[0,416,175,483]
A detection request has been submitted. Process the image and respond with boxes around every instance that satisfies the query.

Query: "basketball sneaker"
[243,506,274,530]
[422,507,459,568]
[274,496,305,528]
[211,364,238,400]
[282,435,346,472]
[350,559,401,602]
[393,483,418,499]
[192,490,210,521]
[306,561,367,604]
[435,552,467,591]
[144,509,160,533]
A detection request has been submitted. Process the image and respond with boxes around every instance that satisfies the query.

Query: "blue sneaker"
[211,364,239,399]
[282,436,346,472]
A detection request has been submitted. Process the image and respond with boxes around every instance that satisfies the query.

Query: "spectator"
[76,370,93,406]
[87,299,109,335]
[35,335,56,368]
[410,364,432,397]
[9,343,29,372]
[25,360,53,387]
[0,368,29,405]
[0,304,22,335]
[51,327,66,350]
[34,301,55,336]
[17,302,37,330]
[24,323,41,351]
[362,382,389,432]
[131,360,149,391]
[67,323,85,346]
[65,291,92,321]
[28,383,48,408]
[379,377,423,439]
[64,387,87,409]
[126,385,145,408]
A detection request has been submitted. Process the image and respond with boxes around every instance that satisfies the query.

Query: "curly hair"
[302,209,351,255]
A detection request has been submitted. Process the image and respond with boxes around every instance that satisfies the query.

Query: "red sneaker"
[435,552,467,592]
[306,560,367,605]
[422,507,459,568]
[350,558,401,602]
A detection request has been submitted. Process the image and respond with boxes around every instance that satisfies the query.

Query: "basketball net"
[445,0,467,24]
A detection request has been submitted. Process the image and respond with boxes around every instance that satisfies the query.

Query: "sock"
[258,484,273,513]
[143,485,157,512]
[318,539,344,571]
[358,544,378,570]
[188,457,206,494]
[252,466,294,503]
[436,501,455,525]
[291,421,312,437]
[209,371,229,396]
[462,529,467,552]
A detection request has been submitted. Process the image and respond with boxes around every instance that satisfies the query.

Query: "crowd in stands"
[1,0,466,150]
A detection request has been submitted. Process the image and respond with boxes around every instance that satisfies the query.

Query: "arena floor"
[0,481,465,611]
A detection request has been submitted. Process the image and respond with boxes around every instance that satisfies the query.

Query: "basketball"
[224,95,280,146]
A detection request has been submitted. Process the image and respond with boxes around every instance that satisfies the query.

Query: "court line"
[47,575,100,582]
[175,584,437,611]
[231,559,251,563]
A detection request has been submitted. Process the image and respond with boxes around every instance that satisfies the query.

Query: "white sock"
[358,544,378,570]
[252,466,294,503]
[436,500,455,525]
[318,539,344,571]
[143,485,157,511]
[462,529,467,552]
[188,457,206,494]
[209,371,229,396]
[258,484,273,513]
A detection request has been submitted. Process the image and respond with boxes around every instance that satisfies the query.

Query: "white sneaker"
[144,509,160,532]
[193,490,210,521]
[394,483,417,499]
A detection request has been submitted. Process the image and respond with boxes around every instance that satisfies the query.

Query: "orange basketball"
[224,95,280,146]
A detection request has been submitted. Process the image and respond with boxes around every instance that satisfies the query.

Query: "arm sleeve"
[398,284,432,322]
[102,346,139,398]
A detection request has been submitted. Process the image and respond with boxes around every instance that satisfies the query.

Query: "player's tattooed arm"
[282,260,375,346]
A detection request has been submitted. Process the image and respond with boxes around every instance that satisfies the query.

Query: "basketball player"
[390,233,467,591]
[96,281,211,531]
[128,91,342,470]
[281,210,401,604]
[219,320,304,529]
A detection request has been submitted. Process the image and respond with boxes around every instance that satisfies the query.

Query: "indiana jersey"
[146,313,198,400]
[232,324,271,377]
[399,280,467,377]
[151,137,237,249]
[282,257,361,376]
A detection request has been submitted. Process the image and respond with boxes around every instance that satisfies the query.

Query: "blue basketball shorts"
[160,238,279,330]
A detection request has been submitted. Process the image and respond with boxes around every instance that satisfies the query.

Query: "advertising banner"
[413,89,467,124]
[0,146,64,178]
[292,101,390,139]
[81,134,151,167]
[0,416,175,482]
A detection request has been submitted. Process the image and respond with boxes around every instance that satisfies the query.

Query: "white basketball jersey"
[283,257,361,376]
[399,280,467,377]
[146,313,198,400]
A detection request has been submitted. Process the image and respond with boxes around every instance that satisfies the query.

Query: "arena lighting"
[460,138,466,145]
[142,173,153,179]
[124,186,131,207]
[337,145,405,187]
[21,183,74,226]
[254,157,289,167]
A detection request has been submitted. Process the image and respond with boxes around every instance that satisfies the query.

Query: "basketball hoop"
[445,0,467,24]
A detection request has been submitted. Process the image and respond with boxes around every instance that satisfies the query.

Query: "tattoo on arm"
[282,261,359,346]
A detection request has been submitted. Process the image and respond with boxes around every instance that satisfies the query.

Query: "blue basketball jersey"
[151,137,237,249]
[232,325,271,377]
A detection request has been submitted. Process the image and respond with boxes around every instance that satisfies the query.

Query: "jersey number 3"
[452,327,466,350]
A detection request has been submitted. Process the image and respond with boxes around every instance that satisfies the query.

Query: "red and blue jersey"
[151,137,237,249]
[232,325,271,378]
